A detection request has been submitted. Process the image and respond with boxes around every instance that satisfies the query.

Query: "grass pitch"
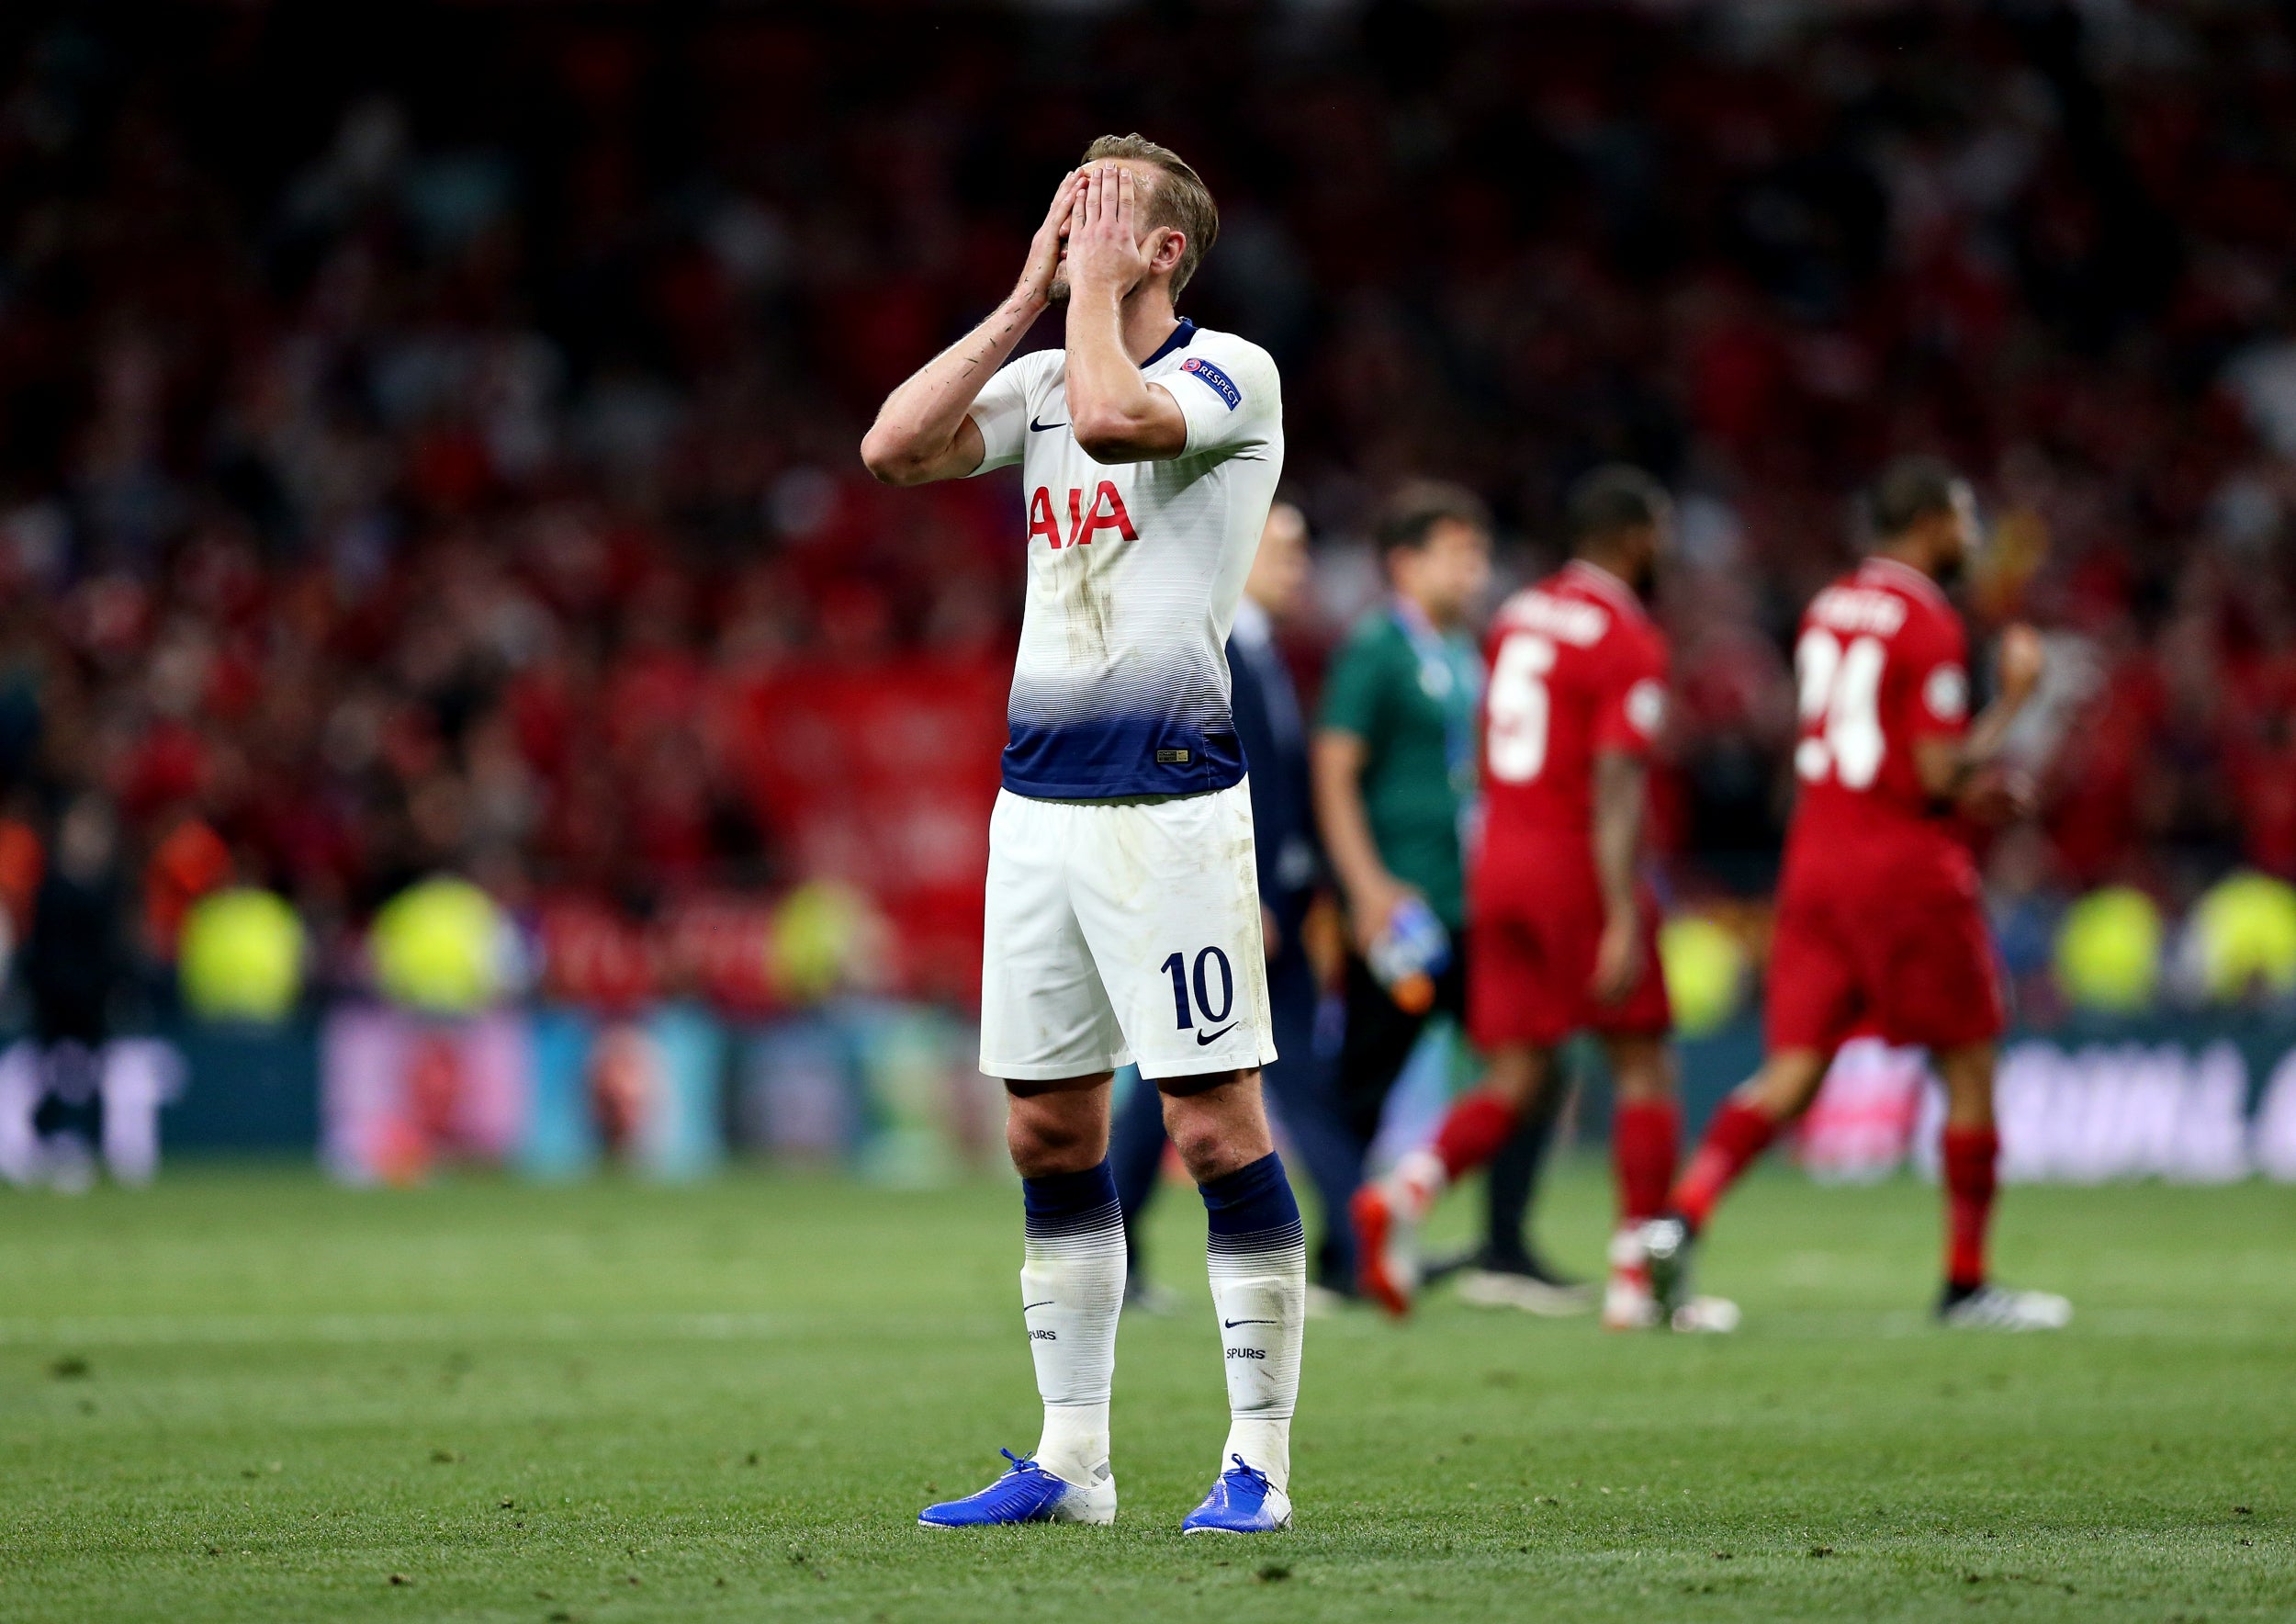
[0,1160,2288,1622]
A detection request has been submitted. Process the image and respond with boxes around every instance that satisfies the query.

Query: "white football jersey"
[967,319,1284,799]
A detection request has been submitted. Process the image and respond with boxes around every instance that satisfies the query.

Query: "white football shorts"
[979,778,1277,1083]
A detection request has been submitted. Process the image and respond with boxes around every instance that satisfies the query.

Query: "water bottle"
[1367,896,1450,1015]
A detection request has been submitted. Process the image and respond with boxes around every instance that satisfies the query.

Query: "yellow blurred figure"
[769,880,871,1005]
[2189,872,2296,1002]
[1660,913,1747,1038]
[372,876,505,1015]
[179,887,307,1023]
[2054,886,2163,1013]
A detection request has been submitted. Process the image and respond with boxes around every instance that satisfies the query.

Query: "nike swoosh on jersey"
[1028,415,1066,432]
[1196,1022,1238,1045]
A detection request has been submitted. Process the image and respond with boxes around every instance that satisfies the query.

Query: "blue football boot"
[917,1449,1116,1528]
[1180,1454,1293,1534]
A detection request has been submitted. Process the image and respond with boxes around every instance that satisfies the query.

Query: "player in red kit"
[1352,468,1734,1330]
[1640,457,2070,1332]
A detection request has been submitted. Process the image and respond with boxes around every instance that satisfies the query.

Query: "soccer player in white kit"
[861,136,1303,1534]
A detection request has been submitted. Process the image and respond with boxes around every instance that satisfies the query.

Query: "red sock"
[1612,1099,1681,1224]
[1941,1124,1999,1291]
[1431,1090,1522,1180]
[1670,1098,1780,1232]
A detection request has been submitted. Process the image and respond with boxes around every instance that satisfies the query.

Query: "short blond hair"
[1081,132,1219,297]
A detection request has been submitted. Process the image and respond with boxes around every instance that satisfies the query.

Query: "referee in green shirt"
[1312,481,1582,1314]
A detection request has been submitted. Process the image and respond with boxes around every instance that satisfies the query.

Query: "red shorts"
[1764,877,2005,1055]
[1469,831,1670,1051]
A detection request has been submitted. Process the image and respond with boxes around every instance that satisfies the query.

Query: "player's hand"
[2000,763,2038,818]
[1348,874,1415,956]
[1012,170,1084,310]
[1998,624,2045,708]
[1959,762,2036,824]
[1064,164,1153,301]
[1590,908,1642,1006]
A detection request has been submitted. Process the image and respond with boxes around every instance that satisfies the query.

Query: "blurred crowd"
[0,2,2292,1013]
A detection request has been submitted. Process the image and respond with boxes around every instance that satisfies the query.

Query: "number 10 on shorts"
[1161,947,1236,1032]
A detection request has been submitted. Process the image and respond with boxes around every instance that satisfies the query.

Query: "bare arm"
[1588,749,1648,1004]
[1914,623,2044,806]
[1062,164,1188,463]
[1311,728,1412,953]
[859,171,1082,486]
[1592,750,1646,923]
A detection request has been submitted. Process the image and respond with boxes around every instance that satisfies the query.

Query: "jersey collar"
[1564,558,1647,617]
[1141,318,1197,368]
[1861,554,1950,608]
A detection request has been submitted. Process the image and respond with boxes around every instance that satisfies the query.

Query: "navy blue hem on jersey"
[1142,318,1197,366]
[1001,716,1245,800]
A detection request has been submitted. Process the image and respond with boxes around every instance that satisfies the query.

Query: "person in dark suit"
[20,794,129,1190]
[1110,502,1361,1304]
